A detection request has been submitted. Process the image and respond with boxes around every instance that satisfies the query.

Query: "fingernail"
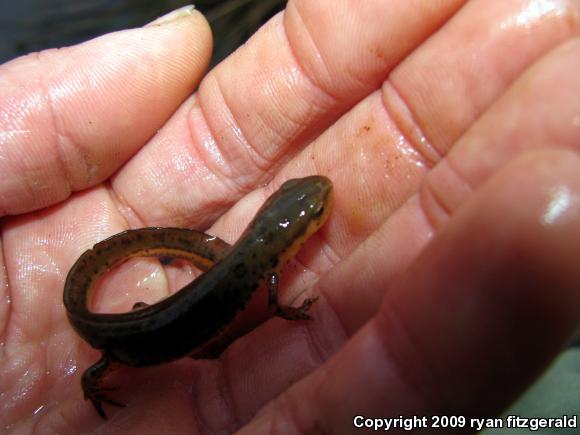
[146,4,196,27]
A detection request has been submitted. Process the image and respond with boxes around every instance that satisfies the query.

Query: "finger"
[0,7,211,216]
[390,0,580,153]
[427,38,580,225]
[322,34,580,332]
[111,0,465,228]
[291,0,580,250]
[238,149,580,433]
[112,0,579,234]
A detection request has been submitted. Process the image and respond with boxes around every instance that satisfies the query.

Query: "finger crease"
[420,156,476,231]
[0,234,12,357]
[284,3,345,102]
[194,98,244,186]
[381,80,442,168]
[107,180,147,228]
[36,55,75,195]
[212,75,275,180]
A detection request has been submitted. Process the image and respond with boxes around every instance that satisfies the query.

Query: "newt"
[63,175,333,418]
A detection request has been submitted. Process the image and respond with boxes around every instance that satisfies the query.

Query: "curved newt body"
[63,176,333,418]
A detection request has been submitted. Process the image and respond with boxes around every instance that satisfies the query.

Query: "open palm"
[2,1,580,433]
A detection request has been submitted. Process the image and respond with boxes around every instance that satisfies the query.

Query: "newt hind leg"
[267,273,318,320]
[81,355,125,419]
[132,301,149,310]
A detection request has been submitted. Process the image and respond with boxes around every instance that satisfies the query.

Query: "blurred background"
[0,0,285,65]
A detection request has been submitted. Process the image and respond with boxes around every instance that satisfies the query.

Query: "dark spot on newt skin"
[234,263,247,278]
[270,257,278,268]
[160,257,173,265]
[263,231,274,243]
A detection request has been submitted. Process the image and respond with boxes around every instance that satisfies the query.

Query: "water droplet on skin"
[542,185,575,225]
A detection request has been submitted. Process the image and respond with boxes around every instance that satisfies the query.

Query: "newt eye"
[312,204,324,218]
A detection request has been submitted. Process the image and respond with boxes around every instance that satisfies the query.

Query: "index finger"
[110,0,465,228]
[0,6,211,215]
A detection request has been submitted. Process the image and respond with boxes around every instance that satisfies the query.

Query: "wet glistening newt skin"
[63,176,333,418]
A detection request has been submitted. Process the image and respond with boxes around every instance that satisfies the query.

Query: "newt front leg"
[267,272,318,320]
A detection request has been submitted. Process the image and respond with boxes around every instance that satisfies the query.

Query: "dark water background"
[0,0,285,65]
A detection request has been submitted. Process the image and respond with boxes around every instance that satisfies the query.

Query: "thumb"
[0,6,212,215]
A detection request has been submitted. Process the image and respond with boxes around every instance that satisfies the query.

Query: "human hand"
[1,1,580,433]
